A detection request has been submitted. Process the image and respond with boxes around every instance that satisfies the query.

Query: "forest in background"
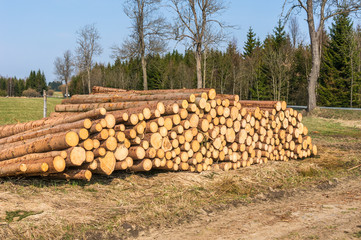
[68,13,361,107]
[1,9,361,108]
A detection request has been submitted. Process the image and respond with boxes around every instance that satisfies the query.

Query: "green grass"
[311,108,361,120]
[302,116,361,139]
[0,97,62,125]
[4,210,43,223]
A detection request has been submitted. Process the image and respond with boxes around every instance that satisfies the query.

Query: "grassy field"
[0,97,62,125]
[0,104,360,239]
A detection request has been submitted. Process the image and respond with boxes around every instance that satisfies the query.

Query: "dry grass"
[0,115,361,239]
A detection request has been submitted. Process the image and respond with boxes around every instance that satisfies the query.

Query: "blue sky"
[0,0,311,82]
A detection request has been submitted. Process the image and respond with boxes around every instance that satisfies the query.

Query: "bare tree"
[289,16,300,47]
[76,24,102,94]
[283,0,361,111]
[263,38,293,101]
[54,50,73,98]
[112,0,168,90]
[170,0,227,88]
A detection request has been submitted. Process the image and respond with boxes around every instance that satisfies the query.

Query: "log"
[0,131,79,161]
[114,160,128,170]
[114,145,128,161]
[0,162,27,177]
[47,169,92,181]
[101,137,118,151]
[65,147,86,166]
[129,159,152,172]
[128,146,146,160]
[0,108,106,139]
[56,100,171,113]
[86,151,94,163]
[92,86,127,93]
[64,92,206,104]
[93,152,116,175]
[143,132,162,149]
[0,118,91,146]
[0,151,66,167]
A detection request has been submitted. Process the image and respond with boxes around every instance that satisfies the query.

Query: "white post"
[43,89,47,118]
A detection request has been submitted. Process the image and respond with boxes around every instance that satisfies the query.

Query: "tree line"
[0,70,47,97]
[2,1,361,109]
[50,0,361,109]
[62,12,361,107]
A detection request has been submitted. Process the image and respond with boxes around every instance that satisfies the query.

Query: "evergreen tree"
[26,70,36,90]
[319,13,355,107]
[243,27,257,57]
[273,19,287,50]
[25,70,47,94]
[36,70,47,94]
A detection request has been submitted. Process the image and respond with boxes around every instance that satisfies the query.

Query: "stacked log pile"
[0,86,317,181]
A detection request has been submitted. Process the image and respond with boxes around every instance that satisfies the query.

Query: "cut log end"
[86,151,94,163]
[96,152,116,175]
[208,89,216,100]
[105,137,118,151]
[99,108,107,115]
[143,108,151,119]
[70,147,86,166]
[19,164,27,172]
[105,114,116,128]
[66,131,80,147]
[53,156,66,172]
[130,159,152,172]
[130,114,139,125]
[83,118,92,129]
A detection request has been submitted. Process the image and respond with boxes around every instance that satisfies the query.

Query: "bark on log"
[48,169,92,181]
[0,108,106,139]
[0,131,79,161]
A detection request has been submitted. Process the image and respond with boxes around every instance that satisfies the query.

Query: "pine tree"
[243,27,257,57]
[26,70,36,90]
[319,13,355,107]
[273,19,286,51]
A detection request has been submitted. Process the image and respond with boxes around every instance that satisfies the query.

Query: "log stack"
[0,86,317,181]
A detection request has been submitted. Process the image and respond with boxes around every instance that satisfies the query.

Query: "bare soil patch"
[139,177,361,240]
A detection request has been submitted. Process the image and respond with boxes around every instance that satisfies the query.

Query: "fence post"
[43,89,47,118]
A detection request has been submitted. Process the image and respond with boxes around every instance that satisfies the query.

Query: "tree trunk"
[141,54,148,90]
[203,48,207,88]
[308,34,321,111]
[65,77,69,98]
[87,67,91,94]
[196,44,202,88]
[350,49,354,108]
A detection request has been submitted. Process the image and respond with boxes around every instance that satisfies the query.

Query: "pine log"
[0,119,91,146]
[48,169,92,181]
[0,131,79,161]
[114,144,128,161]
[93,151,116,175]
[0,150,66,167]
[56,100,168,113]
[92,86,127,93]
[0,108,106,139]
[129,159,152,172]
[63,92,206,104]
[114,160,128,170]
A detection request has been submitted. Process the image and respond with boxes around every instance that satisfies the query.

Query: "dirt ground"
[140,176,361,240]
